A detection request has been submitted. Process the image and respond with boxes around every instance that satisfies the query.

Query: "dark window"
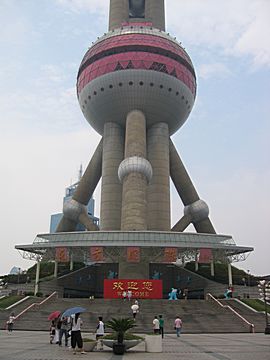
[129,0,145,18]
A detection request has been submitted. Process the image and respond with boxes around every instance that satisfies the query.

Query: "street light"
[247,270,250,298]
[258,280,270,335]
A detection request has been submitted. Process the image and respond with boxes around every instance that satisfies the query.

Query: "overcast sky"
[0,0,269,277]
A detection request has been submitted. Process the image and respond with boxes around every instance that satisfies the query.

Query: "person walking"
[59,316,70,347]
[71,313,86,354]
[96,316,105,350]
[7,313,15,333]
[131,303,139,319]
[49,320,56,344]
[127,289,132,301]
[159,315,164,338]
[174,316,182,337]
[122,290,127,301]
[153,316,160,334]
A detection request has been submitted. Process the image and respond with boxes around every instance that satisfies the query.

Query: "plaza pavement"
[0,331,269,360]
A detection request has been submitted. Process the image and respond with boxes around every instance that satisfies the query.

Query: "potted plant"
[105,318,136,355]
[82,338,97,352]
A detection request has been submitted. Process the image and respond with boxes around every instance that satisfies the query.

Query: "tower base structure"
[16,231,253,298]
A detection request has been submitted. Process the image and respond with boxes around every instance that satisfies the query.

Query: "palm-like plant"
[106,317,136,344]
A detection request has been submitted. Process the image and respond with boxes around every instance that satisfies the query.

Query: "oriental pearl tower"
[56,0,216,278]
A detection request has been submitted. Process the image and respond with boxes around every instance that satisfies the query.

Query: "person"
[7,313,15,333]
[159,315,164,338]
[153,316,160,334]
[71,313,86,354]
[183,288,188,300]
[96,316,105,350]
[122,290,127,301]
[134,298,139,306]
[55,316,61,344]
[131,303,139,319]
[59,316,70,347]
[174,316,182,337]
[127,289,132,301]
[49,320,56,344]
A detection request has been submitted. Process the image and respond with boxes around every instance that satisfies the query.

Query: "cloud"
[56,0,108,14]
[167,0,270,69]
[198,62,232,80]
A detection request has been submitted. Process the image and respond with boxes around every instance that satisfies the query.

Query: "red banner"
[90,247,104,262]
[164,247,177,262]
[55,247,69,263]
[127,247,140,263]
[104,279,163,299]
[198,248,212,263]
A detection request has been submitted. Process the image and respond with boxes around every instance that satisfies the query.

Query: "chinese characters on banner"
[90,247,104,262]
[55,247,69,263]
[127,247,140,263]
[164,247,177,262]
[198,248,212,263]
[104,279,163,299]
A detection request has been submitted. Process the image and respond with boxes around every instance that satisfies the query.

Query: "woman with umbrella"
[62,307,86,354]
[131,303,139,319]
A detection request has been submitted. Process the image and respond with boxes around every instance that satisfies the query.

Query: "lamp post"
[258,280,270,335]
[247,270,250,298]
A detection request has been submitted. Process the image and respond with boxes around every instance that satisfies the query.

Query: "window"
[129,0,145,19]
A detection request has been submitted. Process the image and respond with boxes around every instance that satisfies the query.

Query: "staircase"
[220,299,267,333]
[1,297,264,333]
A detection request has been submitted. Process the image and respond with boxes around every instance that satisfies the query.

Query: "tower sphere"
[77,24,197,135]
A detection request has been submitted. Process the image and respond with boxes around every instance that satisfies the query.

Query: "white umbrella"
[131,304,139,311]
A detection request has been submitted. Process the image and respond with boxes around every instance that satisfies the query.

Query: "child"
[49,320,56,344]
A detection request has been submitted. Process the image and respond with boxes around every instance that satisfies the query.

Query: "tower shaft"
[109,0,165,31]
[120,110,149,230]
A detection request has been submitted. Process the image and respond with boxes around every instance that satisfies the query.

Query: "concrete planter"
[145,335,162,352]
[103,339,142,350]
[83,340,97,352]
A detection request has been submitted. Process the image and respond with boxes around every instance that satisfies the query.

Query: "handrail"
[15,291,58,320]
[206,293,255,333]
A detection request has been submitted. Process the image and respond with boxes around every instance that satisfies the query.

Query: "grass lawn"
[242,298,270,313]
[0,295,23,309]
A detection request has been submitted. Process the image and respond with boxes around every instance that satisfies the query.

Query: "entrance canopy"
[15,231,253,264]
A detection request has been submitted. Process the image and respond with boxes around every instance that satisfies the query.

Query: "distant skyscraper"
[50,166,99,233]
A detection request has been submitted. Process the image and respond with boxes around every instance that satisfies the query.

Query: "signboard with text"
[104,279,163,299]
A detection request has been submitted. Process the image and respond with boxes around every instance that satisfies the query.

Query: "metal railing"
[14,291,58,321]
[206,293,255,333]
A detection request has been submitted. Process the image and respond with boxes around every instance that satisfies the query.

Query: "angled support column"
[56,139,103,232]
[169,139,216,234]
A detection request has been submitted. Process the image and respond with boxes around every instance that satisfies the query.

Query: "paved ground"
[0,331,269,360]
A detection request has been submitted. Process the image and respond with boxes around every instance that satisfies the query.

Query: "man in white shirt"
[153,316,160,334]
[96,316,105,350]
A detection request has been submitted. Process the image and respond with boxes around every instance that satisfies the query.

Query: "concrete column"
[120,110,151,230]
[147,122,170,230]
[109,0,129,30]
[145,0,165,30]
[100,122,124,230]
[54,261,58,278]
[34,261,40,296]
[210,260,215,277]
[228,263,233,286]
[69,254,74,271]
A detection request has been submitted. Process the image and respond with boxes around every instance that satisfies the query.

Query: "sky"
[0,0,269,277]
